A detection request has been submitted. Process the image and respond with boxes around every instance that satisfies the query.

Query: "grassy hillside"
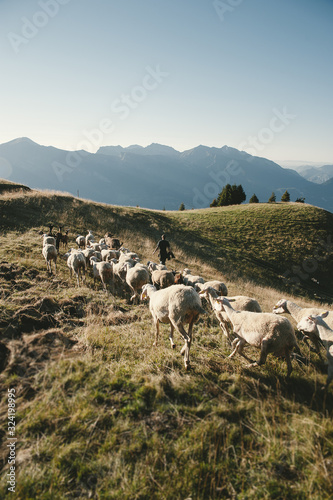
[0,189,332,300]
[0,189,333,499]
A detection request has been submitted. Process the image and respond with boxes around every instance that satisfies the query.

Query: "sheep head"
[272,299,287,314]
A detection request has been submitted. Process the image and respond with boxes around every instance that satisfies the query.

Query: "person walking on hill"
[153,234,175,265]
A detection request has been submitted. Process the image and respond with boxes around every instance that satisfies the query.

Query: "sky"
[0,0,332,165]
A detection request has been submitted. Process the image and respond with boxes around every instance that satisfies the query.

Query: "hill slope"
[1,190,333,499]
[0,189,332,300]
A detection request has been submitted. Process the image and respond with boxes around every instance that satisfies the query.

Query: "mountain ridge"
[0,138,332,212]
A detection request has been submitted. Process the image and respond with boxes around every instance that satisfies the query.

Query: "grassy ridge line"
[0,190,332,300]
[0,179,30,194]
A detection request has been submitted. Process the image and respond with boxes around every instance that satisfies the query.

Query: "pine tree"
[249,194,259,203]
[179,202,185,211]
[268,192,276,203]
[215,184,246,207]
[281,190,290,202]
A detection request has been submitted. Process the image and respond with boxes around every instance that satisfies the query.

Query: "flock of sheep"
[41,229,333,387]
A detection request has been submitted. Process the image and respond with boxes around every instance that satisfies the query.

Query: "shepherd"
[153,234,175,265]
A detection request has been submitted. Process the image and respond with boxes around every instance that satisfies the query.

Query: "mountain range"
[0,137,332,212]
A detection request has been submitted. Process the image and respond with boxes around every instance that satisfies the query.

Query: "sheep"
[88,242,101,252]
[42,244,57,274]
[42,234,56,247]
[147,261,167,272]
[151,269,175,289]
[61,230,69,249]
[200,287,262,340]
[119,251,140,262]
[124,262,150,302]
[76,235,85,249]
[81,247,95,266]
[101,249,120,262]
[141,284,207,369]
[104,234,123,249]
[65,250,86,286]
[297,312,333,389]
[85,230,94,247]
[273,299,332,360]
[195,280,228,296]
[182,268,205,288]
[90,256,113,292]
[217,297,300,376]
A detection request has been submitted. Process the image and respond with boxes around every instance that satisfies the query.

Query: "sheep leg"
[153,319,160,347]
[169,324,176,349]
[229,338,242,358]
[237,341,255,363]
[249,339,269,369]
[178,320,193,370]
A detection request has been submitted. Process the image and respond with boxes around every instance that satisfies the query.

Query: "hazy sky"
[1,0,332,164]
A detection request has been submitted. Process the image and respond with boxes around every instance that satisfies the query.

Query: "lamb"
[42,244,57,274]
[141,284,207,369]
[297,313,333,389]
[200,287,261,340]
[273,299,332,360]
[76,235,85,249]
[85,230,94,246]
[151,269,175,289]
[195,280,228,296]
[90,256,113,292]
[182,268,205,288]
[124,262,150,302]
[217,297,300,376]
[65,250,86,286]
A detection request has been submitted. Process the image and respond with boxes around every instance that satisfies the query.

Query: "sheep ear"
[321,311,329,319]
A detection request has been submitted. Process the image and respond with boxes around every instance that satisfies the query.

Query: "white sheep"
[195,280,228,296]
[182,268,205,288]
[273,299,332,360]
[125,262,150,302]
[297,312,333,389]
[200,287,261,340]
[88,242,101,252]
[65,250,86,286]
[42,244,57,274]
[76,235,85,249]
[85,230,94,246]
[141,284,206,370]
[147,261,167,272]
[119,251,140,263]
[101,249,120,262]
[217,297,300,376]
[90,256,113,292]
[151,269,175,289]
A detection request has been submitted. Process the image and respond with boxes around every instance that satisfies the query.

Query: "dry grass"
[0,192,332,498]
